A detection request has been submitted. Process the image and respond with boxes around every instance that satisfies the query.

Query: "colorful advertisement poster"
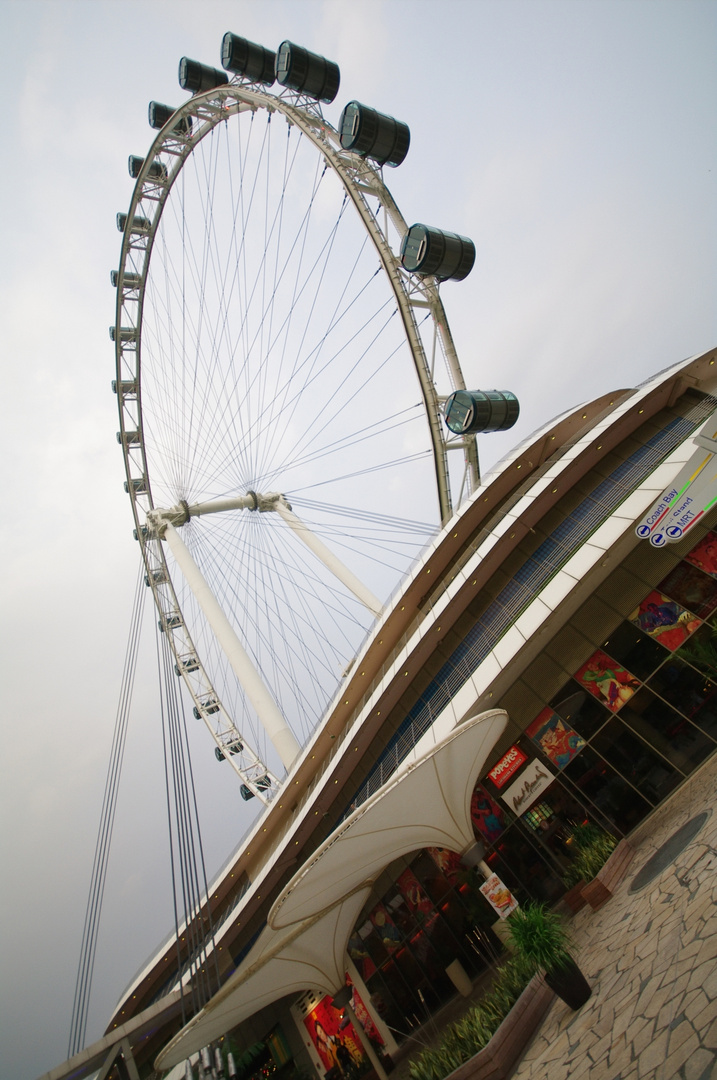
[487,745,528,788]
[369,902,402,953]
[502,758,555,813]
[347,929,376,982]
[396,868,433,918]
[686,531,717,579]
[427,846,462,884]
[658,562,717,619]
[526,708,586,768]
[304,994,366,1075]
[346,976,384,1048]
[470,786,509,843]
[629,590,701,651]
[479,873,519,920]
[574,650,640,712]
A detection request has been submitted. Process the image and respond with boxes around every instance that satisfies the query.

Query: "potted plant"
[564,823,617,885]
[506,903,591,1010]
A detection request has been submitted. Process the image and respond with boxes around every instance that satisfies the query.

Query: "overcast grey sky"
[0,2,714,1079]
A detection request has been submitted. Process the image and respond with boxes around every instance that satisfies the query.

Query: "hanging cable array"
[156,620,221,1021]
[68,561,146,1057]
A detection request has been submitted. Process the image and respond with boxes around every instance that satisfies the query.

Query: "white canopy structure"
[269,709,508,929]
[156,709,507,1071]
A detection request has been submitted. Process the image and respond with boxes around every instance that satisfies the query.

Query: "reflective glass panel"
[601,620,668,680]
[620,687,715,774]
[592,717,681,803]
[562,744,651,832]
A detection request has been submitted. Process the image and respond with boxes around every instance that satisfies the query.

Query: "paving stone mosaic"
[511,751,717,1080]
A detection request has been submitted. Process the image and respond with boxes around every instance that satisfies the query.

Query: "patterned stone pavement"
[511,752,717,1080]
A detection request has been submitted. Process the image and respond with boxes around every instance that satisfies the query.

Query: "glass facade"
[346,532,717,1048]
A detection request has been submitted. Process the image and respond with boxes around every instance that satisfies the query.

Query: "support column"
[274,501,382,617]
[345,1002,389,1080]
[163,524,301,771]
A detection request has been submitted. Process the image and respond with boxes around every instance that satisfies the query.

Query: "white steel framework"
[113,78,477,799]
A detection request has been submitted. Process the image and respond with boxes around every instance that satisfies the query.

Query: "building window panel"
[562,744,651,833]
[622,686,716,772]
[591,716,682,803]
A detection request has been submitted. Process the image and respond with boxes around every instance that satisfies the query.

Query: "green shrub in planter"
[407,953,534,1080]
[563,823,617,888]
[507,903,591,1010]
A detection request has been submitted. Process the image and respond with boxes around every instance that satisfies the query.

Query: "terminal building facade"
[100,347,717,1079]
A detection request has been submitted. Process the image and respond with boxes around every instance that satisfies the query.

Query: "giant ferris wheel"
[111,35,518,804]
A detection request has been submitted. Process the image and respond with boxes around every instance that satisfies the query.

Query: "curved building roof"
[101,346,717,1073]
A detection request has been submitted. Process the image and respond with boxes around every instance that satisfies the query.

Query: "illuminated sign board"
[502,759,556,813]
[488,745,528,788]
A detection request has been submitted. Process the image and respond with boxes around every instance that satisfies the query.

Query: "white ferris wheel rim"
[113,80,476,800]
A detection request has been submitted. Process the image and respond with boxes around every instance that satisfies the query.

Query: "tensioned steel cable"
[156,619,220,1019]
[68,560,146,1057]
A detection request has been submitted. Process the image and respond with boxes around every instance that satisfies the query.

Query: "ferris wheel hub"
[146,492,290,537]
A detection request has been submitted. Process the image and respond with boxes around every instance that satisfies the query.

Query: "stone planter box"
[443,974,555,1080]
[581,838,635,911]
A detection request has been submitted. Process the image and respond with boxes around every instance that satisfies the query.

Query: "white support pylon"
[272,499,382,618]
[150,492,383,618]
[162,523,301,772]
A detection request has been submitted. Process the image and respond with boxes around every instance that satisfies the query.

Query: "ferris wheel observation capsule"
[178,57,229,93]
[400,224,475,282]
[339,101,410,167]
[148,101,193,136]
[221,32,276,85]
[275,41,340,103]
[443,390,520,434]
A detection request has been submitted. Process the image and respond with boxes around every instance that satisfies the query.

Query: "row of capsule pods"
[174,34,472,281]
[113,32,475,321]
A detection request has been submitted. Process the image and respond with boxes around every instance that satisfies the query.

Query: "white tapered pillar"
[274,501,382,617]
[163,524,301,771]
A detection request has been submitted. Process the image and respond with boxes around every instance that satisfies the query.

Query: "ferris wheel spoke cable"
[260,306,403,484]
[255,528,333,736]
[259,266,392,464]
[145,162,387,499]
[250,529,348,733]
[261,188,348,474]
[264,403,423,490]
[191,519,356,710]
[295,449,433,493]
[190,126,268,466]
[260,123,293,433]
[235,536,368,660]
[255,519,359,680]
[204,285,397,492]
[153,143,349,499]
[68,562,146,1057]
[212,511,369,641]
[268,511,426,573]
[201,284,396,494]
[253,522,295,726]
[188,522,358,733]
[296,495,433,534]
[190,130,325,486]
